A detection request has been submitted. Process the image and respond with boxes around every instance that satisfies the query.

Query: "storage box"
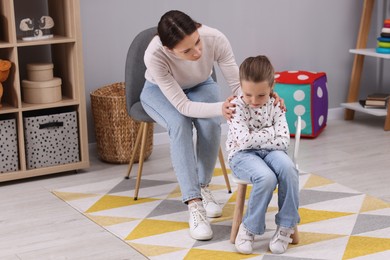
[22,77,62,104]
[274,71,328,138]
[24,111,80,169]
[27,63,54,81]
[0,118,19,173]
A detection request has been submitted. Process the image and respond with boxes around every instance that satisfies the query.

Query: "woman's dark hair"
[158,10,201,49]
[239,55,275,86]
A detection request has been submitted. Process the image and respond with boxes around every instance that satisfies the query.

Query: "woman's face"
[171,30,202,61]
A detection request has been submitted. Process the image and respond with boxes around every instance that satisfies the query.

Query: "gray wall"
[80,0,389,143]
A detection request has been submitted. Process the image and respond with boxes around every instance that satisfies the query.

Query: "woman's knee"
[168,116,193,136]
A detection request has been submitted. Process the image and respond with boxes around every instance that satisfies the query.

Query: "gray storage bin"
[0,118,19,173]
[24,111,80,169]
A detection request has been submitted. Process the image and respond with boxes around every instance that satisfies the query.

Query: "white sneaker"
[188,200,213,240]
[269,226,295,254]
[235,223,255,254]
[201,186,222,218]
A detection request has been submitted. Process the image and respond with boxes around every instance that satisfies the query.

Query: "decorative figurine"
[0,59,12,108]
[19,16,55,41]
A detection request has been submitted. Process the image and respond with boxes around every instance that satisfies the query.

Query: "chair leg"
[125,122,144,179]
[134,122,151,200]
[292,226,300,244]
[218,147,232,193]
[230,183,247,244]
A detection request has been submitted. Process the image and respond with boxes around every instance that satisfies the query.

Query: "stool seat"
[231,175,250,185]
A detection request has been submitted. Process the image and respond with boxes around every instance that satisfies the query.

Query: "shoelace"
[190,203,208,228]
[201,187,218,205]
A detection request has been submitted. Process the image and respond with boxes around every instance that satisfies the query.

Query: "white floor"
[1,113,390,259]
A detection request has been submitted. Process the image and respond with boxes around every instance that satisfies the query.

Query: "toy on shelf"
[19,16,54,41]
[376,19,390,54]
[0,59,12,108]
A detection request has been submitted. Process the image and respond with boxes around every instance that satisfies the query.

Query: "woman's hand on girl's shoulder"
[271,92,286,111]
[222,95,236,121]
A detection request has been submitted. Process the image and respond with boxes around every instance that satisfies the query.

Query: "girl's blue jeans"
[140,77,221,203]
[229,149,300,235]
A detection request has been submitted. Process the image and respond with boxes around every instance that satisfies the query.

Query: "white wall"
[80,0,389,142]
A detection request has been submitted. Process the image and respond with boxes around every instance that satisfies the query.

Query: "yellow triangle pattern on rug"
[86,194,158,213]
[128,242,186,257]
[52,170,390,259]
[86,214,137,226]
[52,191,99,201]
[185,248,258,259]
[303,174,334,189]
[343,236,390,259]
[126,219,188,240]
[360,195,390,213]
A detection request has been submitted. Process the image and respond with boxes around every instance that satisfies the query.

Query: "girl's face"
[171,30,202,61]
[241,80,273,108]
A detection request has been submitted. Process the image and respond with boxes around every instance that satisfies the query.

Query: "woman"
[140,10,282,241]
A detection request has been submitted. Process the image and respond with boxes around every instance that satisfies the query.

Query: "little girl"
[227,55,300,254]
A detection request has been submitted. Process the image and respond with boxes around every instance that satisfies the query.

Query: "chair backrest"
[125,27,157,119]
[124,27,218,121]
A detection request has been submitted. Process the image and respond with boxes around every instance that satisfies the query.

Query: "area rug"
[52,169,390,260]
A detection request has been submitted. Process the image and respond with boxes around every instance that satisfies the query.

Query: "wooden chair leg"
[218,147,232,193]
[134,122,150,200]
[292,226,300,244]
[125,122,144,179]
[230,183,247,244]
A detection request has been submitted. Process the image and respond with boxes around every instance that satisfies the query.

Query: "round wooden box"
[27,63,54,81]
[22,77,62,104]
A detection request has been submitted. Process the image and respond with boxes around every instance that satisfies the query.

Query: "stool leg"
[230,183,247,244]
[218,147,232,193]
[292,226,300,244]
[125,122,144,179]
[134,122,150,200]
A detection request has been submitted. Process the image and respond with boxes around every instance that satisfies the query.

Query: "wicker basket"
[90,82,153,163]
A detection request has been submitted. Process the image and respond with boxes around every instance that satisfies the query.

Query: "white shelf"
[341,102,387,116]
[349,48,390,59]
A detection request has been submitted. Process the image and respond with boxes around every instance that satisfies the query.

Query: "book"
[365,99,386,106]
[366,93,390,101]
[359,99,386,109]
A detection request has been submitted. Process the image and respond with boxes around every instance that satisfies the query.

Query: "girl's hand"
[222,95,236,121]
[271,92,286,111]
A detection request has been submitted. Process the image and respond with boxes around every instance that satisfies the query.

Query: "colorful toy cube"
[274,71,328,138]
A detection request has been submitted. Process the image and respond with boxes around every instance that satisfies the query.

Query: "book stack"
[376,19,390,54]
[359,93,390,109]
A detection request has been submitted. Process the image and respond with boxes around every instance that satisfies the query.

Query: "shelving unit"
[0,0,89,181]
[342,0,390,130]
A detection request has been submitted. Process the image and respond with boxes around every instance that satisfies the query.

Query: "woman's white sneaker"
[201,186,222,218]
[235,223,255,254]
[188,200,213,240]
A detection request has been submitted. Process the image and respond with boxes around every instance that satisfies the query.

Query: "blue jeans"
[229,149,300,235]
[140,77,221,203]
